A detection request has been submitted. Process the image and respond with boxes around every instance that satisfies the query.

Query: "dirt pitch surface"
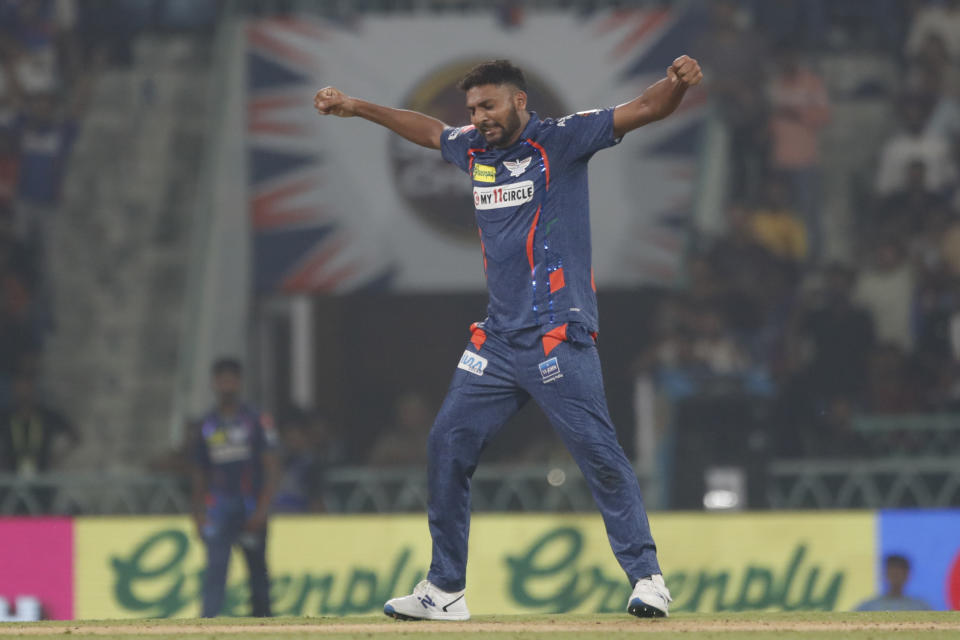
[1,613,959,639]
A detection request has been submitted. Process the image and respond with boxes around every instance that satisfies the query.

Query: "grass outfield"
[1,612,959,639]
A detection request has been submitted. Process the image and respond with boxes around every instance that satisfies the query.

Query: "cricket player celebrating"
[314,55,702,620]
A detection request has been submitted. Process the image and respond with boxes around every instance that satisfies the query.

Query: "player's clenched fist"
[667,55,703,87]
[314,86,356,117]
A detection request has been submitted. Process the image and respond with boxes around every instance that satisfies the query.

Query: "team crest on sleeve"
[447,125,475,140]
[503,156,531,177]
[458,350,488,376]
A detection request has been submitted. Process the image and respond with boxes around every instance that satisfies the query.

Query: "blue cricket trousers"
[426,323,661,592]
[201,495,271,617]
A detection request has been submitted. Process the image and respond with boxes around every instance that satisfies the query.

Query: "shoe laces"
[413,580,432,596]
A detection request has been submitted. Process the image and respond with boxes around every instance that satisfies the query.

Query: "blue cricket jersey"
[195,405,278,499]
[441,109,620,334]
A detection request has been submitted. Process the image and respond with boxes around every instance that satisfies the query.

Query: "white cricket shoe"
[383,579,470,621]
[627,574,672,618]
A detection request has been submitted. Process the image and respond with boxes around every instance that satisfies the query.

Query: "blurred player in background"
[314,55,701,620]
[192,358,279,618]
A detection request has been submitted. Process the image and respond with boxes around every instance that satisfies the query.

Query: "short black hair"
[211,357,243,377]
[885,554,910,570]
[457,59,527,93]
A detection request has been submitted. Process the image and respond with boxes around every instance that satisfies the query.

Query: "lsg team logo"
[389,59,566,241]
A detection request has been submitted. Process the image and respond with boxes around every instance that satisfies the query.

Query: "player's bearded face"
[466,84,526,148]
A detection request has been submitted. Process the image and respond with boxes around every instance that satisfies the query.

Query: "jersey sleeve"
[440,125,478,173]
[257,412,280,453]
[552,107,620,163]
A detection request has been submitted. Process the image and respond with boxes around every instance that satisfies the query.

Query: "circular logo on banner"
[947,549,960,609]
[389,59,566,242]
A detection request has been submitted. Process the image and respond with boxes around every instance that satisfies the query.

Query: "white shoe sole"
[383,603,469,621]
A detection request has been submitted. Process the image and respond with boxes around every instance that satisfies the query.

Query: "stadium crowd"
[0,0,218,475]
[650,0,960,465]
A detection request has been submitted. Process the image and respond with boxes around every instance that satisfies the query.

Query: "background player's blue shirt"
[441,109,619,334]
[195,405,277,499]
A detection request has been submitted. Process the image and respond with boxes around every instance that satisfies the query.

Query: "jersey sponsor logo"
[473,163,496,183]
[209,442,252,464]
[538,356,563,383]
[504,156,531,177]
[458,350,488,376]
[473,180,535,210]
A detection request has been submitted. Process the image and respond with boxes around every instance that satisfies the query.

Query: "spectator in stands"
[880,160,950,238]
[766,46,830,261]
[0,231,30,322]
[0,298,34,405]
[272,407,323,513]
[789,264,876,398]
[367,391,432,466]
[875,97,956,197]
[695,0,769,205]
[854,239,916,352]
[861,344,924,418]
[856,554,932,611]
[905,0,960,64]
[745,178,808,264]
[0,203,34,285]
[907,52,960,145]
[0,0,78,89]
[0,127,18,204]
[0,370,79,475]
[691,306,750,378]
[15,87,80,246]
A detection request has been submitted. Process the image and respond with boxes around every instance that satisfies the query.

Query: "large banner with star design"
[238,8,707,294]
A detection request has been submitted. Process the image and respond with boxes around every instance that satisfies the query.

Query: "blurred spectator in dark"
[705,205,801,369]
[905,0,960,65]
[497,0,525,29]
[749,0,826,50]
[691,305,749,378]
[907,49,960,144]
[0,232,30,322]
[875,97,956,197]
[860,344,922,415]
[745,178,808,264]
[0,370,79,475]
[367,391,431,466]
[0,300,34,406]
[879,160,950,238]
[789,264,875,398]
[0,202,35,286]
[766,46,830,261]
[307,409,347,470]
[695,0,769,205]
[652,324,710,401]
[0,127,18,204]
[16,87,80,246]
[0,0,78,91]
[856,554,932,611]
[853,239,916,352]
[272,407,323,513]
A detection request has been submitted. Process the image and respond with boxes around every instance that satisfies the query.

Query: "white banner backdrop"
[238,8,707,294]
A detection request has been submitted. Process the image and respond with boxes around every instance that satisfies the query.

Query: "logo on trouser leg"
[458,350,488,376]
[539,357,563,383]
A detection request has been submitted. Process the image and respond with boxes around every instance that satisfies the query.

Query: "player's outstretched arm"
[612,55,703,138]
[314,86,446,150]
